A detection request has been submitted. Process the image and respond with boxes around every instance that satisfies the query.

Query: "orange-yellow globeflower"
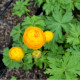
[44,31,54,42]
[23,27,46,49]
[9,47,24,61]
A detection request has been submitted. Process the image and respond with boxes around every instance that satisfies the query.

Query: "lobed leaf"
[12,0,30,17]
[22,15,46,30]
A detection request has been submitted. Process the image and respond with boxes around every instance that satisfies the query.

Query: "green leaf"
[35,0,45,7]
[2,48,23,69]
[43,0,54,15]
[12,0,30,17]
[47,46,64,59]
[44,52,80,79]
[45,9,73,41]
[3,47,9,56]
[62,12,73,23]
[11,24,22,41]
[75,0,80,10]
[44,41,54,50]
[22,15,46,30]
[67,23,80,45]
[67,46,80,56]
[36,0,80,15]
[21,44,28,53]
[44,42,64,58]
[23,53,33,70]
[10,76,17,80]
[34,51,48,69]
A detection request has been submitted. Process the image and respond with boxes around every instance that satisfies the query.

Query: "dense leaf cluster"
[36,0,80,15]
[12,0,30,17]
[2,0,80,80]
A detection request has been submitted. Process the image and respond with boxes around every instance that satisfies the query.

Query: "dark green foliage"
[12,0,30,17]
[44,9,73,41]
[22,15,46,30]
[36,0,80,15]
[44,52,80,79]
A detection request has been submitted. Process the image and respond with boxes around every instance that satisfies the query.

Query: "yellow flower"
[32,50,41,58]
[44,31,54,42]
[23,26,46,49]
[9,47,24,61]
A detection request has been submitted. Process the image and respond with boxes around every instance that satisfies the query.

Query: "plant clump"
[2,0,80,79]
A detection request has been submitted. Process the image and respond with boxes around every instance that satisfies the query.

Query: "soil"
[0,0,10,12]
[2,66,49,80]
[0,21,12,54]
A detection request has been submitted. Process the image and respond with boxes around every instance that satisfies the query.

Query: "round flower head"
[9,47,24,61]
[44,31,54,42]
[23,27,46,49]
[32,50,41,58]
